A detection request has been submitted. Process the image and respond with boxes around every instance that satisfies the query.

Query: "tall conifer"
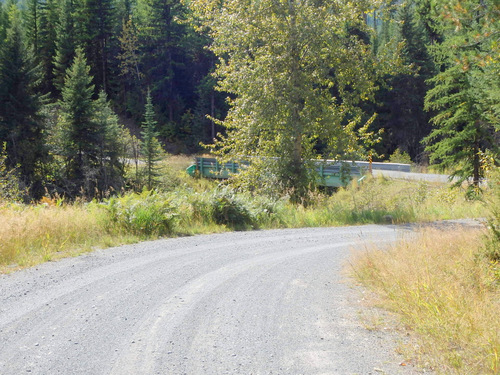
[58,47,98,194]
[53,0,76,92]
[140,90,163,190]
[0,4,46,197]
[424,0,499,187]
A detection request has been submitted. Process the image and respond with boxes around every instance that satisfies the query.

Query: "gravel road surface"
[0,225,424,375]
[371,170,453,183]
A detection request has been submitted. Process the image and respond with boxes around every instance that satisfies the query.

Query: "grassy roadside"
[350,169,500,374]
[351,228,499,374]
[0,157,490,273]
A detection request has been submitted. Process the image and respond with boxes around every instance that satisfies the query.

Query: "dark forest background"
[0,0,497,199]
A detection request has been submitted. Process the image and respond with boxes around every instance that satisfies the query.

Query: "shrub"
[389,148,413,164]
[103,190,176,236]
[0,143,24,203]
[209,188,255,229]
[481,169,500,281]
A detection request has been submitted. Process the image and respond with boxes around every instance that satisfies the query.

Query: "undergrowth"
[351,228,500,374]
[0,168,490,273]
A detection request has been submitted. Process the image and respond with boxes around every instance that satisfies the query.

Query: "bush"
[209,188,255,229]
[389,148,412,164]
[103,190,176,236]
[0,143,24,203]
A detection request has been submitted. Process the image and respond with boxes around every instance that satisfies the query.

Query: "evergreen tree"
[58,47,99,195]
[0,3,7,43]
[80,0,114,92]
[23,0,42,55]
[117,16,143,116]
[0,4,47,198]
[135,0,193,136]
[374,1,435,161]
[424,0,499,187]
[140,90,163,190]
[93,90,128,193]
[38,0,59,95]
[53,0,76,92]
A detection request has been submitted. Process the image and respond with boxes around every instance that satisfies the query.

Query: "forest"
[0,0,498,200]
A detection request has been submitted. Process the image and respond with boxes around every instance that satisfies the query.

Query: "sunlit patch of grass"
[0,202,139,273]
[0,171,491,273]
[351,228,500,374]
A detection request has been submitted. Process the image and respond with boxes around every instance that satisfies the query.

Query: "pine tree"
[79,0,114,92]
[58,47,99,195]
[23,0,42,55]
[93,90,128,193]
[117,16,144,116]
[135,0,191,132]
[424,0,499,187]
[375,1,435,161]
[38,0,59,95]
[53,0,76,93]
[140,90,163,190]
[0,4,47,198]
[0,3,7,42]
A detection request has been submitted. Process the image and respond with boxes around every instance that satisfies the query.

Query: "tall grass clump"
[103,190,177,236]
[173,187,285,231]
[351,228,500,374]
[0,200,112,270]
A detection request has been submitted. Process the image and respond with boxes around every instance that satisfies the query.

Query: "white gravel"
[0,225,440,374]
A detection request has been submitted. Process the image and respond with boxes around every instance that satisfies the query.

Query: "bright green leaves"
[192,0,385,200]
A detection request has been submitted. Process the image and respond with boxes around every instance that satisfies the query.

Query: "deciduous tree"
[192,0,386,200]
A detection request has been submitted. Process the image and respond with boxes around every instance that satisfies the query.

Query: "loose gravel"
[0,225,433,374]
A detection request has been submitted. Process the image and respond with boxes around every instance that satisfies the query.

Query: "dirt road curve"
[0,226,422,375]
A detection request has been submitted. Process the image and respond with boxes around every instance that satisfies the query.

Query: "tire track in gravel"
[0,225,422,375]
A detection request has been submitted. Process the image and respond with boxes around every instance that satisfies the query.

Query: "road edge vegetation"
[350,170,499,374]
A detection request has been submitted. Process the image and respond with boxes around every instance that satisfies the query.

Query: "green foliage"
[57,47,98,194]
[80,0,114,91]
[55,50,129,196]
[140,91,164,190]
[378,0,434,160]
[0,142,23,201]
[423,0,499,187]
[52,0,76,93]
[104,190,176,236]
[117,16,143,117]
[208,188,254,230]
[0,4,47,198]
[389,148,412,164]
[193,0,387,201]
[93,91,129,193]
[482,170,500,266]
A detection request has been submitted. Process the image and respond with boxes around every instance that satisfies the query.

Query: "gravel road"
[371,170,454,183]
[0,225,424,375]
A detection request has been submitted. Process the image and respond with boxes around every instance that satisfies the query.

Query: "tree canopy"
[192,0,393,199]
[0,0,497,200]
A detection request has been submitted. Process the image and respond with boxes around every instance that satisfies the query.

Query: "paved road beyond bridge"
[0,226,425,374]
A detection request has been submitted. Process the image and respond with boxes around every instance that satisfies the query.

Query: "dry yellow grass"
[0,203,134,272]
[351,228,500,374]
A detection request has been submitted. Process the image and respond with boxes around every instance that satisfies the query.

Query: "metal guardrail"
[186,157,398,188]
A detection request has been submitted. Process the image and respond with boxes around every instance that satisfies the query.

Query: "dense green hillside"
[0,0,498,200]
